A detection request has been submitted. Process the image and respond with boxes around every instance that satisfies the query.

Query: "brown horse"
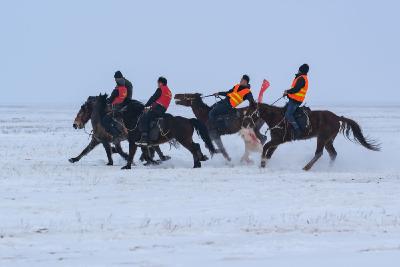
[243,103,381,170]
[90,94,217,169]
[69,96,169,165]
[174,93,266,161]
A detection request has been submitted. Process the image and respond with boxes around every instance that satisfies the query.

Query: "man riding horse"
[208,74,256,133]
[136,76,172,145]
[102,70,133,138]
[283,64,309,139]
[107,70,133,109]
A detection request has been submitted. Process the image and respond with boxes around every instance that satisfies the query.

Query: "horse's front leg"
[211,133,231,162]
[102,142,113,165]
[114,142,129,161]
[260,140,280,168]
[122,140,137,169]
[69,138,99,163]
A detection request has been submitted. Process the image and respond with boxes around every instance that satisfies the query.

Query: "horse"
[174,93,266,162]
[87,94,217,169]
[69,96,169,165]
[243,103,381,170]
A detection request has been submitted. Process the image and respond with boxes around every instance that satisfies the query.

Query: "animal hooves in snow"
[260,161,266,168]
[193,163,201,168]
[107,162,113,166]
[121,165,131,170]
[69,158,76,163]
[161,155,171,161]
[303,165,311,171]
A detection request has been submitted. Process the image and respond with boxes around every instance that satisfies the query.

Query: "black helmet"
[242,74,250,83]
[299,64,309,74]
[158,76,167,85]
[114,70,123,79]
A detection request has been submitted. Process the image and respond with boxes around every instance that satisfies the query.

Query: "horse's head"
[242,102,260,128]
[73,96,96,129]
[174,93,202,106]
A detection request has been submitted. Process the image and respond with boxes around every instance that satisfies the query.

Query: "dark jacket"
[108,78,133,105]
[218,84,255,105]
[145,88,166,112]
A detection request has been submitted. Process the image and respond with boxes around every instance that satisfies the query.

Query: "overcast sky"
[1,0,399,105]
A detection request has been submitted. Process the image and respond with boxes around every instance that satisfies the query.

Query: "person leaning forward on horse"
[283,63,309,139]
[136,76,172,145]
[208,75,256,131]
[107,70,133,110]
[102,71,132,138]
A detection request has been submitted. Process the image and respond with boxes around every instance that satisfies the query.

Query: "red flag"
[258,79,270,103]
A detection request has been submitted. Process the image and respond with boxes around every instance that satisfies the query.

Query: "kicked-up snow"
[1,104,400,266]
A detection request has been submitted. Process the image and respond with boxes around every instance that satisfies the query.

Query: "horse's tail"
[339,116,381,151]
[190,118,216,155]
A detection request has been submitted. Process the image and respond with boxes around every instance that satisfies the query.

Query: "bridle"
[242,104,260,128]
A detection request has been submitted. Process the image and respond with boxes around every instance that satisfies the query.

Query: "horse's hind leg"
[102,142,113,165]
[69,138,99,163]
[178,137,202,168]
[325,141,337,164]
[114,142,129,161]
[303,136,325,171]
[154,146,171,161]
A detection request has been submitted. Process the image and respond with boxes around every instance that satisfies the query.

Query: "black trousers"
[208,99,233,127]
[140,104,166,133]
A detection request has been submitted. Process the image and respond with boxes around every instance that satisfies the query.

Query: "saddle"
[214,110,241,132]
[148,113,171,141]
[101,115,127,138]
[283,104,312,132]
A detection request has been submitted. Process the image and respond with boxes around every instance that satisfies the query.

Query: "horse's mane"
[127,99,145,113]
[195,95,212,110]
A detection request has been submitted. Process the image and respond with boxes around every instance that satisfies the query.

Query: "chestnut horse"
[243,103,380,170]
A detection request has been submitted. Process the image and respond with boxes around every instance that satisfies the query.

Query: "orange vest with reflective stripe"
[112,86,128,105]
[288,75,308,102]
[227,84,251,108]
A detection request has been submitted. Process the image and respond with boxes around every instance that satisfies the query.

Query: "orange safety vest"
[227,84,251,108]
[155,85,172,109]
[112,86,128,105]
[288,75,308,102]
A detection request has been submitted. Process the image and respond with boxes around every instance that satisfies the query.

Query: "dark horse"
[69,96,169,165]
[92,94,217,169]
[174,93,265,161]
[243,103,381,170]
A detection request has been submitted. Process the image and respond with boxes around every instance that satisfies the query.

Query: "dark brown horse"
[174,93,265,161]
[90,94,217,169]
[243,103,381,170]
[69,96,168,165]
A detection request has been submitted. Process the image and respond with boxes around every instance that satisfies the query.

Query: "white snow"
[1,104,400,266]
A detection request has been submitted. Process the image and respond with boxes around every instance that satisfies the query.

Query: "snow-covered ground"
[1,104,400,266]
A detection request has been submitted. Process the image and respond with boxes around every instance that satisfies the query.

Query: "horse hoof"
[107,162,113,166]
[303,166,311,171]
[161,155,171,161]
[193,163,201,168]
[121,165,131,170]
[69,158,77,163]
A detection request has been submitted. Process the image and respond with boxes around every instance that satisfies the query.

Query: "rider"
[283,63,309,139]
[107,70,133,109]
[103,71,133,137]
[136,76,172,145]
[208,74,255,131]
